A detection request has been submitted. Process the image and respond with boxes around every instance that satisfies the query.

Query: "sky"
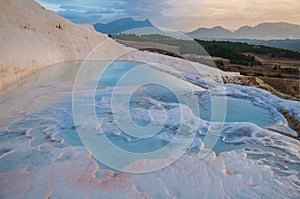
[36,0,300,31]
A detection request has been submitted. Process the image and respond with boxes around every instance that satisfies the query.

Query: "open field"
[214,54,299,99]
[115,39,180,54]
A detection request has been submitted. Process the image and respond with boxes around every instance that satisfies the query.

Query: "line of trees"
[112,34,300,66]
[195,40,300,59]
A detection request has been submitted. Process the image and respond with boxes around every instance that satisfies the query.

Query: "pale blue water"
[96,61,275,126]
[199,96,275,127]
[1,61,298,175]
[1,61,278,152]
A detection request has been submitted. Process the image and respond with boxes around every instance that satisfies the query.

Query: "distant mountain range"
[94,19,299,40]
[188,22,300,40]
[94,19,300,51]
[94,17,154,35]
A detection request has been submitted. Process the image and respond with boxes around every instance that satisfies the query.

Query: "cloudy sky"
[36,0,300,31]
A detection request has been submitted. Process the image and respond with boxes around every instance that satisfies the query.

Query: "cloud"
[36,0,65,12]
[162,0,300,30]
[36,0,170,24]
[36,0,300,31]
[112,0,170,17]
[57,10,102,24]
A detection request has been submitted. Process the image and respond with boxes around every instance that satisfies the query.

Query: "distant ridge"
[94,17,154,35]
[188,22,300,40]
[189,26,233,39]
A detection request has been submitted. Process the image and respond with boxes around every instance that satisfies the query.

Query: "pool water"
[199,96,275,127]
[0,61,298,176]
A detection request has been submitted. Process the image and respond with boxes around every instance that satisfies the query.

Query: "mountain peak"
[94,18,154,35]
[256,22,292,26]
[143,18,152,26]
[189,25,233,39]
[234,22,300,39]
[212,26,225,29]
[188,22,300,40]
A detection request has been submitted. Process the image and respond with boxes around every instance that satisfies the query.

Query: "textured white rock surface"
[0,0,231,89]
[0,0,115,88]
[1,1,299,199]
